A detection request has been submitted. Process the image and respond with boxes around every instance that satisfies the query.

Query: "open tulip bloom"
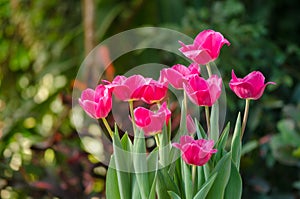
[79,29,276,199]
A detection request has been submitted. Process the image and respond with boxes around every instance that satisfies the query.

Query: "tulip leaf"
[194,119,207,139]
[106,155,121,199]
[173,100,188,143]
[133,129,150,199]
[213,122,230,163]
[193,172,217,199]
[203,162,210,181]
[216,122,230,151]
[231,113,242,170]
[132,174,142,199]
[157,167,180,199]
[196,165,205,190]
[149,170,158,199]
[182,160,193,199]
[206,152,231,199]
[147,148,159,199]
[168,191,182,199]
[159,125,171,167]
[120,132,133,152]
[224,161,242,199]
[113,130,131,199]
[210,101,219,143]
[147,147,158,179]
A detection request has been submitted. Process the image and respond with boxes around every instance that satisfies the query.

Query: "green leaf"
[193,172,217,199]
[159,124,172,167]
[213,122,230,163]
[216,122,230,151]
[224,161,242,199]
[196,165,204,191]
[168,191,182,199]
[182,160,193,199]
[178,100,187,134]
[132,174,142,199]
[147,148,159,179]
[133,129,150,199]
[231,113,242,170]
[210,100,219,143]
[195,119,207,139]
[149,170,158,199]
[112,128,131,199]
[120,132,133,152]
[206,152,231,199]
[157,167,180,199]
[106,156,121,199]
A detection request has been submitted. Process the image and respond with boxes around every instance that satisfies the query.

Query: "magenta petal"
[134,107,151,127]
[80,100,97,119]
[80,89,95,101]
[179,135,194,146]
[186,115,196,135]
[229,70,275,100]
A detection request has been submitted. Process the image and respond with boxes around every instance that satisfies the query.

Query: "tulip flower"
[159,63,200,89]
[186,115,196,135]
[134,102,171,136]
[183,74,222,107]
[134,79,168,104]
[179,29,230,65]
[107,75,151,101]
[173,135,217,166]
[229,70,276,100]
[78,84,112,119]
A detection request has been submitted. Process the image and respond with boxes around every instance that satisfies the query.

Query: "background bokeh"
[0,0,299,198]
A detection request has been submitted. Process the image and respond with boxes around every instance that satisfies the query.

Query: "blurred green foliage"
[0,0,299,198]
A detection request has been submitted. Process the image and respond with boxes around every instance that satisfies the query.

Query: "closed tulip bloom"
[107,75,151,101]
[78,85,112,119]
[134,79,168,104]
[179,29,230,65]
[134,102,171,136]
[186,115,196,135]
[159,63,200,89]
[229,70,276,100]
[173,135,217,166]
[183,74,222,107]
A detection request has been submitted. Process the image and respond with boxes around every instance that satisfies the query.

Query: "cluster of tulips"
[79,29,275,199]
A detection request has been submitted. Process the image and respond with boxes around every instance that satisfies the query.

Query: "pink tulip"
[229,70,276,100]
[173,135,217,166]
[134,79,168,104]
[78,84,112,119]
[134,102,171,136]
[159,63,200,89]
[179,29,230,65]
[186,115,196,135]
[183,74,222,107]
[107,75,151,101]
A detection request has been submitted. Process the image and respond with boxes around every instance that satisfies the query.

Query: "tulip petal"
[134,107,151,127]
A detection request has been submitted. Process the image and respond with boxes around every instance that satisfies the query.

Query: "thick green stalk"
[206,63,213,77]
[102,117,113,139]
[192,165,197,185]
[129,100,136,135]
[241,98,250,139]
[205,106,211,137]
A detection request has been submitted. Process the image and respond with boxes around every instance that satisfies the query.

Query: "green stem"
[129,100,136,135]
[205,106,211,138]
[192,165,197,185]
[102,118,113,139]
[154,134,160,148]
[241,99,251,139]
[183,90,188,114]
[206,63,213,77]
